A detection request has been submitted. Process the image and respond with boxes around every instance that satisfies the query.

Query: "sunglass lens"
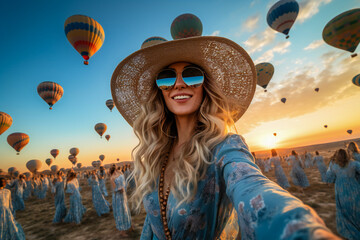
[182,67,204,87]
[156,69,177,90]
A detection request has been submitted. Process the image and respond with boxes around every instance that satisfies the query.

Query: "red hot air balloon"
[347,129,353,134]
[37,82,64,110]
[273,133,277,137]
[171,13,203,40]
[7,133,30,155]
[105,135,110,141]
[50,149,59,159]
[281,98,287,103]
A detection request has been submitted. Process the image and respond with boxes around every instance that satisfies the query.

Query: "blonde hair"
[129,72,234,212]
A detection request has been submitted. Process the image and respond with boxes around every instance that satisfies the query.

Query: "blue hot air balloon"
[352,74,360,87]
[267,0,300,39]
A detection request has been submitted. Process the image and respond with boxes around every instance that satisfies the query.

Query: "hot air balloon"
[171,13,203,40]
[37,81,64,110]
[0,112,13,135]
[105,135,110,141]
[324,125,328,128]
[7,132,29,155]
[64,15,105,65]
[50,149,59,159]
[26,160,42,173]
[347,129,353,134]
[352,74,360,87]
[255,63,274,90]
[106,99,114,112]
[281,98,287,103]
[70,147,79,157]
[141,36,167,49]
[8,167,17,175]
[322,9,360,58]
[315,88,319,92]
[68,155,75,162]
[13,171,20,178]
[267,0,299,39]
[45,158,53,166]
[273,133,277,137]
[51,165,59,173]
[117,158,119,162]
[95,123,107,138]
[99,154,105,161]
[77,163,82,169]
[92,161,98,168]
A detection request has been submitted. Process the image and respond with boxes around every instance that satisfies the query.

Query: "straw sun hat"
[111,24,257,127]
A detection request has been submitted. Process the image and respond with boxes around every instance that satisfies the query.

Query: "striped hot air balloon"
[267,0,299,39]
[95,123,107,138]
[141,36,167,49]
[171,13,203,40]
[106,99,114,112]
[0,112,13,135]
[255,63,275,90]
[37,81,64,110]
[64,15,105,65]
[352,74,360,87]
[7,132,29,155]
[323,9,360,58]
[50,149,59,159]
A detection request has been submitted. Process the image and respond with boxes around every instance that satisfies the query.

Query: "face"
[161,62,204,118]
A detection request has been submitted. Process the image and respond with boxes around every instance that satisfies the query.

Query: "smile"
[172,95,192,100]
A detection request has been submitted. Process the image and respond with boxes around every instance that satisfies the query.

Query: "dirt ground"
[16,159,339,239]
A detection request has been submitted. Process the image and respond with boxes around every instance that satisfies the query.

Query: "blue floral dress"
[53,180,67,223]
[23,180,32,201]
[304,153,313,168]
[10,179,26,212]
[64,180,86,224]
[270,156,290,189]
[140,135,328,239]
[0,188,26,240]
[98,171,108,197]
[313,155,327,182]
[289,155,310,188]
[38,178,48,199]
[112,174,131,230]
[326,161,360,240]
[89,176,110,216]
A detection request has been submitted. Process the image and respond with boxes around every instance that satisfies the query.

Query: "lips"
[171,93,192,100]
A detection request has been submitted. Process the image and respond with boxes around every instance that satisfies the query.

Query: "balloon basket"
[351,53,357,58]
[84,61,89,65]
[286,35,289,39]
[16,153,19,155]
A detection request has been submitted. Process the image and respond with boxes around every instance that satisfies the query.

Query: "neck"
[174,113,196,147]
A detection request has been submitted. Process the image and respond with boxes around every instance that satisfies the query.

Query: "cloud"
[304,39,324,50]
[243,28,276,54]
[297,0,332,23]
[237,50,360,132]
[243,14,260,31]
[210,30,220,36]
[255,41,291,63]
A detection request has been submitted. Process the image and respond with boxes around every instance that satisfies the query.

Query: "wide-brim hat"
[111,36,257,126]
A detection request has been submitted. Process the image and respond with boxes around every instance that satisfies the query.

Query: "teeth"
[173,95,191,100]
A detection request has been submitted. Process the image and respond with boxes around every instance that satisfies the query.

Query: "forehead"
[167,62,191,69]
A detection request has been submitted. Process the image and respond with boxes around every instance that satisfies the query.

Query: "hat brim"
[111,36,256,126]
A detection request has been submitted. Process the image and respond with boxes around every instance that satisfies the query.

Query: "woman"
[110,21,338,239]
[64,172,86,224]
[89,170,110,216]
[326,149,360,240]
[9,175,26,212]
[0,177,26,240]
[289,150,310,190]
[98,166,108,197]
[304,151,313,168]
[110,165,132,237]
[313,151,327,182]
[23,174,33,201]
[38,174,49,199]
[347,141,360,162]
[269,149,290,189]
[52,171,67,223]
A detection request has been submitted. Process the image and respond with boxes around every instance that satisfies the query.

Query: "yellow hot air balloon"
[64,15,105,65]
[37,82,64,110]
[95,123,107,138]
[0,112,13,135]
[7,133,30,155]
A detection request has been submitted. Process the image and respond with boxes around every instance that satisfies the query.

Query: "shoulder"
[0,188,10,194]
[213,134,249,155]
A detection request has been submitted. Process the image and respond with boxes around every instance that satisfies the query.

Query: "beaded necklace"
[158,153,172,240]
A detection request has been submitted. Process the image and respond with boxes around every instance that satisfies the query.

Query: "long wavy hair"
[335,149,350,168]
[129,67,235,211]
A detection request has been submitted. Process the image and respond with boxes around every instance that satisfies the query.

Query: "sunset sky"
[0,0,359,172]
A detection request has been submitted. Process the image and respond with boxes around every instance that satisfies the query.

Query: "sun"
[261,135,277,149]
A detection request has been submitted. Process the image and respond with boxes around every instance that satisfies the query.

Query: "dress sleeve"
[140,214,154,240]
[325,165,336,184]
[218,134,330,239]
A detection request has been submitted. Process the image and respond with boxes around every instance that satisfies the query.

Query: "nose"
[173,72,187,89]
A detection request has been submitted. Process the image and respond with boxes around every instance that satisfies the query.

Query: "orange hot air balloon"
[0,112,13,135]
[64,15,105,65]
[95,123,107,138]
[37,81,64,110]
[273,133,277,137]
[7,133,30,155]
[105,135,110,141]
[70,147,79,157]
[50,149,59,159]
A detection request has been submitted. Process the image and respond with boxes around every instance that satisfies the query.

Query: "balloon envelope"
[281,98,287,103]
[70,148,79,157]
[352,74,360,87]
[273,133,277,137]
[7,132,30,154]
[37,81,64,109]
[105,135,110,141]
[255,63,274,89]
[322,9,360,56]
[315,88,319,92]
[106,99,114,111]
[267,0,299,38]
[77,163,82,169]
[171,13,203,40]
[141,36,167,49]
[45,158,53,166]
[0,112,13,136]
[51,165,59,173]
[50,149,59,158]
[324,125,328,128]
[99,154,105,161]
[347,129,353,134]
[64,15,105,64]
[95,123,107,138]
[26,160,42,173]
[8,167,17,175]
